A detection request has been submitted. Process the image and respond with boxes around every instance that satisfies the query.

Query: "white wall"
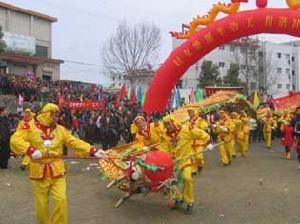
[264,42,293,98]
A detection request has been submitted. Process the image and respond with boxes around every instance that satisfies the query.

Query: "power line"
[63,60,99,67]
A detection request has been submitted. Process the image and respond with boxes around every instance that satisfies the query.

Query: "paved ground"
[1,140,300,224]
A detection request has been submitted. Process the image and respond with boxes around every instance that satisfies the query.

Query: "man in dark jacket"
[0,107,11,169]
[98,110,119,150]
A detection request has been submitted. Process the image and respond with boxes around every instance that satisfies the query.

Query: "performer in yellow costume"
[214,111,234,166]
[230,111,249,157]
[240,111,250,153]
[161,115,212,214]
[17,107,36,170]
[262,111,277,149]
[132,116,163,149]
[229,112,239,158]
[10,103,106,224]
[187,107,209,173]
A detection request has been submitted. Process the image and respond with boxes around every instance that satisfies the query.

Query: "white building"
[173,36,300,98]
[111,69,154,91]
[260,41,296,97]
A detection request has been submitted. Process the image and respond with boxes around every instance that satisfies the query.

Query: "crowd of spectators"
[0,73,168,150]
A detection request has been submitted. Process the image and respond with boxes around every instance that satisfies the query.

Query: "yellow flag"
[253,91,260,108]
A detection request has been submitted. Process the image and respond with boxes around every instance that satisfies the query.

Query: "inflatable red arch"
[142,8,300,113]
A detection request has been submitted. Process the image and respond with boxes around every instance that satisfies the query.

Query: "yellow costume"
[230,112,249,157]
[16,108,36,169]
[215,111,235,166]
[10,103,96,224]
[262,112,277,149]
[230,112,239,158]
[132,116,163,149]
[161,115,210,206]
[188,108,209,172]
[240,111,250,153]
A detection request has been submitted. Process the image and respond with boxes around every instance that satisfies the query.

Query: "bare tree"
[102,21,161,83]
[232,37,260,95]
[261,49,279,95]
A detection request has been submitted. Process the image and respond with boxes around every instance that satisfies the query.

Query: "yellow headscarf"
[37,103,60,127]
[162,115,180,127]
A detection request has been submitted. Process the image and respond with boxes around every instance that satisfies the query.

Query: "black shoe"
[171,200,184,210]
[0,166,8,169]
[185,204,193,215]
[20,165,26,171]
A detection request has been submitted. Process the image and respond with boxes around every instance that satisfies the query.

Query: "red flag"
[130,87,137,105]
[115,84,127,108]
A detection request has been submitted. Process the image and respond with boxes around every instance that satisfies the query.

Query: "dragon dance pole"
[175,142,224,163]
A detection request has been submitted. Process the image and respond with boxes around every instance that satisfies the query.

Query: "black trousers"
[0,140,10,168]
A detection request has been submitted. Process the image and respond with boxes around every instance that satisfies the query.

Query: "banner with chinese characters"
[272,91,300,112]
[143,8,300,112]
[61,100,106,110]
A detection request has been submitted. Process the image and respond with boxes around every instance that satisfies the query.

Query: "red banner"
[272,91,300,112]
[143,8,300,112]
[60,100,106,110]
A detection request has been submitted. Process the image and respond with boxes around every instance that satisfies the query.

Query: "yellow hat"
[162,115,180,127]
[37,103,60,127]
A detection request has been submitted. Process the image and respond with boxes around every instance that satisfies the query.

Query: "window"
[219,62,225,68]
[241,64,246,70]
[118,83,122,87]
[286,68,290,74]
[250,65,256,71]
[118,76,121,80]
[240,48,246,54]
[250,49,256,55]
[230,46,235,52]
[35,45,49,57]
[258,51,263,57]
[293,85,296,90]
[277,68,282,74]
[42,71,52,81]
[292,56,295,62]
[292,70,295,76]
[286,84,290,89]
[286,54,290,59]
[277,84,282,89]
[219,46,225,50]
[288,60,291,65]
[277,53,282,59]
[112,77,115,81]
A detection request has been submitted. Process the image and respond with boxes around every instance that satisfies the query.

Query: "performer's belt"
[30,158,62,164]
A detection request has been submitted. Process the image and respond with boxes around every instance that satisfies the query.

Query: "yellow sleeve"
[198,119,209,130]
[227,121,235,133]
[62,127,91,156]
[191,127,210,143]
[272,119,278,128]
[131,123,138,135]
[10,129,31,155]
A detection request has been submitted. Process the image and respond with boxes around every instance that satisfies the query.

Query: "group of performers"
[9,102,300,223]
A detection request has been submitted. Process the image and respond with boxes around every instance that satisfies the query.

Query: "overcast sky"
[5,0,298,85]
